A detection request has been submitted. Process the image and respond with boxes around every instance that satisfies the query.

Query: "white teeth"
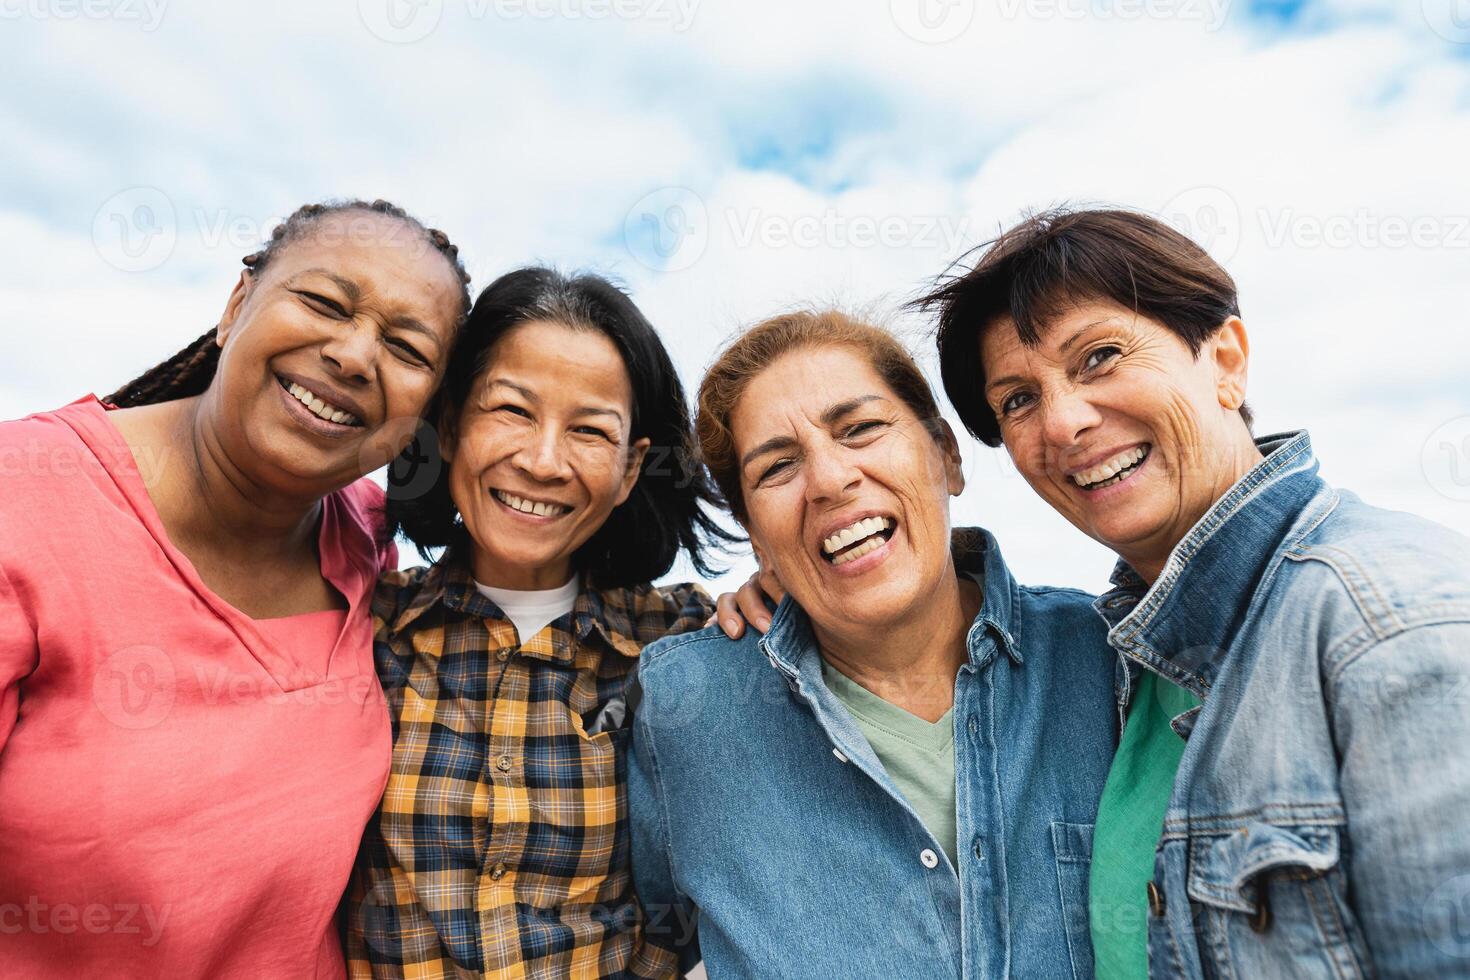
[1072,446,1149,489]
[285,381,360,426]
[822,516,893,556]
[494,490,568,517]
[832,535,885,566]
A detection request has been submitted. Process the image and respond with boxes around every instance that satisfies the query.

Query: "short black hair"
[916,207,1248,447]
[383,267,736,588]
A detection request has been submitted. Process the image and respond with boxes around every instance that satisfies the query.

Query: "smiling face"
[980,300,1258,580]
[446,320,650,591]
[209,210,464,495]
[732,344,964,636]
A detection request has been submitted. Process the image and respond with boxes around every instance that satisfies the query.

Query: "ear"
[1211,316,1251,412]
[614,437,652,507]
[933,419,966,498]
[216,270,254,347]
[750,538,771,571]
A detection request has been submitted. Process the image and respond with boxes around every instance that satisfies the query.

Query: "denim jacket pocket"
[1051,820,1095,980]
[1184,821,1370,980]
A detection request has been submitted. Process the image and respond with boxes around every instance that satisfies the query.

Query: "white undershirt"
[474,575,581,644]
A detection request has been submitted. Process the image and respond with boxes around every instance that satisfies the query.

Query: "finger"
[715,591,746,639]
[736,579,772,633]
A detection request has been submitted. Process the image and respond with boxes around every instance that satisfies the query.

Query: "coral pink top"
[0,396,395,979]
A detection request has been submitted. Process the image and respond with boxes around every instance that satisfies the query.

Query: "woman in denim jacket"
[631,311,1119,979]
[919,207,1470,978]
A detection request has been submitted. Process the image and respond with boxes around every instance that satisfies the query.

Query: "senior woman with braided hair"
[0,200,470,978]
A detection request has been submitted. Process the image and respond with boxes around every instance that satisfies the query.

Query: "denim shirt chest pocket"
[1168,818,1371,980]
[1051,820,1096,979]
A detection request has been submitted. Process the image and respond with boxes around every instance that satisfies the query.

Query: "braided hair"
[104,199,472,408]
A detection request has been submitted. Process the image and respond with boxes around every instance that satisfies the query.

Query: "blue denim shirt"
[1096,431,1470,979]
[628,529,1118,979]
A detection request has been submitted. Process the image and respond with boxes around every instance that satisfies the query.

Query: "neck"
[159,396,324,561]
[472,551,575,592]
[1130,426,1265,585]
[815,567,980,724]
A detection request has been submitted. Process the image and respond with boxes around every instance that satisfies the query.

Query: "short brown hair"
[918,207,1248,447]
[696,310,942,523]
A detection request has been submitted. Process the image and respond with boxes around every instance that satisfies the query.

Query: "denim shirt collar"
[759,525,1022,683]
[1095,430,1330,699]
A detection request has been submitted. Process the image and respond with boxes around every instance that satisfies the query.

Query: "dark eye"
[999,391,1035,416]
[299,291,348,318]
[758,458,793,483]
[573,425,613,441]
[1084,345,1122,371]
[387,337,430,367]
[496,404,532,419]
[843,420,885,439]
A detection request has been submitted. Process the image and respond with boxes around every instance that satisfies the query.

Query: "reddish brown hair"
[696,309,942,522]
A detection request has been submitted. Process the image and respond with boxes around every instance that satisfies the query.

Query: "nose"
[804,442,861,504]
[1039,388,1103,466]
[320,319,376,385]
[512,427,572,483]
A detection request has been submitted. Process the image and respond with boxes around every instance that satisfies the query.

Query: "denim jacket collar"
[1096,430,1331,698]
[759,525,1022,683]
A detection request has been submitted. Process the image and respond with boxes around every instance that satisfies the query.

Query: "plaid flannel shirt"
[345,560,713,979]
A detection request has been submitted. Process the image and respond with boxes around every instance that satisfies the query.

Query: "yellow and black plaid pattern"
[346,561,712,979]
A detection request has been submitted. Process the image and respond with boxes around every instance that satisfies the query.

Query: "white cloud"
[3,0,1468,598]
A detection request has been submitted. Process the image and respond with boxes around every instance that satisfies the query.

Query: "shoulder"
[638,622,764,680]
[372,564,433,635]
[330,476,387,528]
[1290,492,1470,634]
[597,579,716,647]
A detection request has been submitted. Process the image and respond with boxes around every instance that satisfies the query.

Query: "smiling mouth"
[492,489,572,519]
[821,516,896,566]
[1071,444,1151,491]
[277,376,363,427]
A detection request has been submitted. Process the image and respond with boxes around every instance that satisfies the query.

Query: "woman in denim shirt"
[630,310,1119,979]
[921,207,1470,978]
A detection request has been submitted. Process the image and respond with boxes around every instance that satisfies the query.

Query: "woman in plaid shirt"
[345,267,734,978]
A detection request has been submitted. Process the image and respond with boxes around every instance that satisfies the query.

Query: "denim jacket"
[628,528,1119,979]
[1096,431,1470,979]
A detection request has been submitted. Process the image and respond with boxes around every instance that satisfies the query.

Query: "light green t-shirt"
[822,662,958,867]
[1089,670,1201,979]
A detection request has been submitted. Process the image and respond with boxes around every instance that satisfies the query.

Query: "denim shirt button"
[831,747,849,764]
[1146,880,1166,918]
[967,717,978,736]
[972,838,984,861]
[920,849,939,869]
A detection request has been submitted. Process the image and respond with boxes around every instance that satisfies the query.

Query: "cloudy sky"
[3,0,1469,597]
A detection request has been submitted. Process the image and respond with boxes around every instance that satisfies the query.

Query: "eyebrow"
[985,319,1116,394]
[289,269,444,353]
[738,394,886,469]
[487,380,624,424]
